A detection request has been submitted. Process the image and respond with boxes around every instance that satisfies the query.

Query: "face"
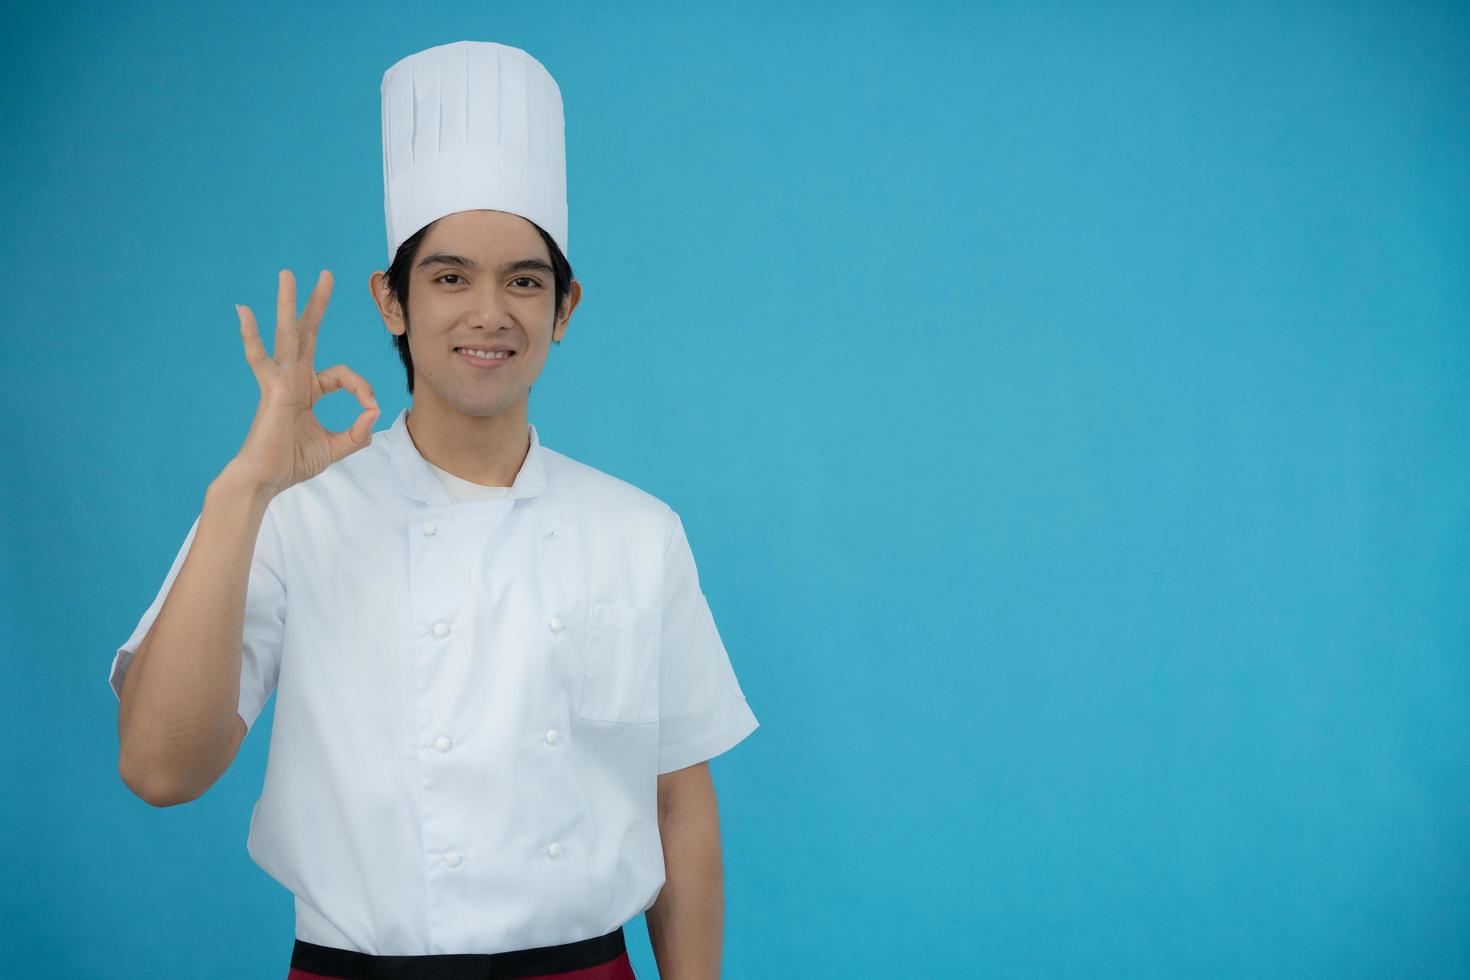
[370,209,581,420]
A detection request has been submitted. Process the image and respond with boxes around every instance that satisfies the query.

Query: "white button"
[544,526,557,539]
[420,520,436,535]
[445,852,462,868]
[434,736,451,752]
[548,615,564,633]
[548,842,562,858]
[545,728,559,744]
[433,621,448,638]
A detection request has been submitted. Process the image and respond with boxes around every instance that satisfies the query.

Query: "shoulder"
[541,445,677,540]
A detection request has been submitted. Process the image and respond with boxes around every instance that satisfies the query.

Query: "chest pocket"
[580,600,661,723]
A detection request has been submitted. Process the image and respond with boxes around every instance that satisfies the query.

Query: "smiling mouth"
[456,348,515,361]
[455,349,515,373]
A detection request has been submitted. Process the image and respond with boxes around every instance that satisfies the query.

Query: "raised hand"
[229,269,380,497]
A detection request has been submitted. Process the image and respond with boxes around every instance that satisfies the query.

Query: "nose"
[467,285,516,331]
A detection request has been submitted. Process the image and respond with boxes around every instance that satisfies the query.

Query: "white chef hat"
[380,41,568,265]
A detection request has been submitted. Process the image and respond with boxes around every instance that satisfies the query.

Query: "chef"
[109,39,758,979]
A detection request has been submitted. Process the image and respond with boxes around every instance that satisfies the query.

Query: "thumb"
[332,407,380,460]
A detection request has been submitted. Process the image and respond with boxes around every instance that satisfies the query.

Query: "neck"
[404,397,530,488]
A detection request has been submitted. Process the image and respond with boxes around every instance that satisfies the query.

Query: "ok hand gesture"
[230,269,380,498]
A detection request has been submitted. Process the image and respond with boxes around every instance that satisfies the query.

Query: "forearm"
[117,464,272,804]
[646,798,724,979]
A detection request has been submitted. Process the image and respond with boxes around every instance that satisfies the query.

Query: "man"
[110,40,758,979]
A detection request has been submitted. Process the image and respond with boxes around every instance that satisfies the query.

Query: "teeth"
[461,349,510,360]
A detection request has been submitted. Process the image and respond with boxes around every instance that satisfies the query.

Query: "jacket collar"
[387,407,547,505]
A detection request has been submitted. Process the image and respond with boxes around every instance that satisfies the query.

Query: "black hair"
[382,216,574,395]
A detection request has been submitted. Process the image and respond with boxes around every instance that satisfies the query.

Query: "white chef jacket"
[108,407,759,955]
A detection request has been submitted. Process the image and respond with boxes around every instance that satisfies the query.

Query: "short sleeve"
[656,508,759,774]
[108,504,287,733]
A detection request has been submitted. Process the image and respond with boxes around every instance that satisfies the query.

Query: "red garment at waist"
[286,925,636,980]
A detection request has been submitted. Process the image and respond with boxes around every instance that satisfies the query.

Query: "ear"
[552,279,582,344]
[369,270,407,337]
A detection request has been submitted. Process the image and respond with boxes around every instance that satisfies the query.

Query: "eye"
[435,273,465,285]
[511,276,543,289]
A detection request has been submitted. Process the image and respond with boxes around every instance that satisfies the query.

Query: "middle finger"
[297,270,332,368]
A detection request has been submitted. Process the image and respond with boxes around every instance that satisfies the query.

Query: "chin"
[455,393,524,418]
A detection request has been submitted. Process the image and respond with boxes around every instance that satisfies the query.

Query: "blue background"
[2,1,1467,977]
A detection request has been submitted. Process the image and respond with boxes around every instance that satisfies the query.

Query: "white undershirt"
[424,459,513,501]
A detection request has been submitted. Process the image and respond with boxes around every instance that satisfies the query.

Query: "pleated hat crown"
[380,41,568,264]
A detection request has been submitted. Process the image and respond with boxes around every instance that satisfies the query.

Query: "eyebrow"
[416,253,556,278]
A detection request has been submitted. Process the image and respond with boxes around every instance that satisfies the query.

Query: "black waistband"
[289,925,626,980]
